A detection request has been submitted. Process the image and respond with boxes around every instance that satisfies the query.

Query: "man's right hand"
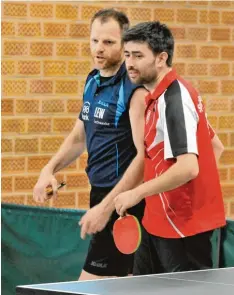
[33,168,58,203]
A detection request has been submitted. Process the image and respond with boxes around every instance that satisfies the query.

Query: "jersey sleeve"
[78,109,83,121]
[163,81,199,160]
[78,73,94,121]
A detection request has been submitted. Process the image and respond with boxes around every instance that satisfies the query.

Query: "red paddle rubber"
[113,215,141,255]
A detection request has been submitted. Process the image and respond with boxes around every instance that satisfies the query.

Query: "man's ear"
[157,52,168,67]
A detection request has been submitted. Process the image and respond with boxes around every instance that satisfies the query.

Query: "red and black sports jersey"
[143,69,226,238]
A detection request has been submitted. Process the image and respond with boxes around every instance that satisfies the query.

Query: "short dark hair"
[91,8,130,32]
[123,21,174,66]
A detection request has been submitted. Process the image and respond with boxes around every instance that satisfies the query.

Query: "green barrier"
[2,204,234,295]
[220,218,234,268]
[211,228,222,268]
[1,203,90,295]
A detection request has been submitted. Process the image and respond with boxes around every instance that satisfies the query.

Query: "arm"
[137,131,224,200]
[142,120,223,201]
[115,153,199,217]
[45,119,86,174]
[212,134,224,164]
[117,125,223,210]
[134,154,198,200]
[115,84,200,215]
[33,119,86,202]
[208,123,224,165]
[144,123,224,196]
[101,87,147,212]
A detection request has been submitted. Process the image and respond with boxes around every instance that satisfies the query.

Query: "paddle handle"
[119,211,128,218]
[45,181,66,199]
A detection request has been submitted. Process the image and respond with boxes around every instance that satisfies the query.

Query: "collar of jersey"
[93,62,126,87]
[146,68,178,104]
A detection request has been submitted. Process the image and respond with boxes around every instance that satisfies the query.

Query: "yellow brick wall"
[1,1,234,217]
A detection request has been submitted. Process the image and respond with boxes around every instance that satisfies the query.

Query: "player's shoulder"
[177,76,198,96]
[164,78,198,104]
[86,68,98,82]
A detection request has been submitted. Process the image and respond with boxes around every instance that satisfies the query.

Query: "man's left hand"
[114,189,143,216]
[79,203,112,239]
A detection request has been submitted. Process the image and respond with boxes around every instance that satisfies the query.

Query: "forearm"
[212,147,223,166]
[102,154,144,212]
[211,134,224,166]
[212,143,224,166]
[44,134,85,174]
[135,160,198,201]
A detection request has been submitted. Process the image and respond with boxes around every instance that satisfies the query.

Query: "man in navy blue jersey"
[33,9,147,280]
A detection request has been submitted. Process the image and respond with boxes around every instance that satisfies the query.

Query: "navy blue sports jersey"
[79,63,141,187]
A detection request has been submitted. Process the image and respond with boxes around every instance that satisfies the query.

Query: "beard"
[92,53,123,71]
[129,68,158,86]
[127,60,158,85]
[134,72,157,85]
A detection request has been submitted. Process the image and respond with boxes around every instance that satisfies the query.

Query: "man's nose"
[96,42,104,53]
[126,56,134,68]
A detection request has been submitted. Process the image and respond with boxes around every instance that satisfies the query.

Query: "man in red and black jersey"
[115,21,226,275]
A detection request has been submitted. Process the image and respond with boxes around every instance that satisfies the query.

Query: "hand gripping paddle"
[45,182,66,200]
[113,213,142,255]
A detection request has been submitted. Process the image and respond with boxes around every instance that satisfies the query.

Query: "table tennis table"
[16,267,234,295]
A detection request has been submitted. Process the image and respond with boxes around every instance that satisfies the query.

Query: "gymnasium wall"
[1,1,234,217]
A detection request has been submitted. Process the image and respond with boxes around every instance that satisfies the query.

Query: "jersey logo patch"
[94,107,106,119]
[82,101,90,121]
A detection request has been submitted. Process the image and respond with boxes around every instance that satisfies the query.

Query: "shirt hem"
[142,219,226,239]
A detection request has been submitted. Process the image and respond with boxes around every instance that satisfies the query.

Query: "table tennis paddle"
[113,213,142,255]
[45,181,66,200]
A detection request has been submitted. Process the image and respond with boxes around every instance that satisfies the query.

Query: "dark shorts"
[83,186,145,277]
[134,225,214,275]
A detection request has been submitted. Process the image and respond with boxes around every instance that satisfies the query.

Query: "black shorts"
[83,186,145,277]
[134,225,214,275]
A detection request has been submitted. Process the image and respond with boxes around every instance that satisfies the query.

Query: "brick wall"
[1,1,234,217]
